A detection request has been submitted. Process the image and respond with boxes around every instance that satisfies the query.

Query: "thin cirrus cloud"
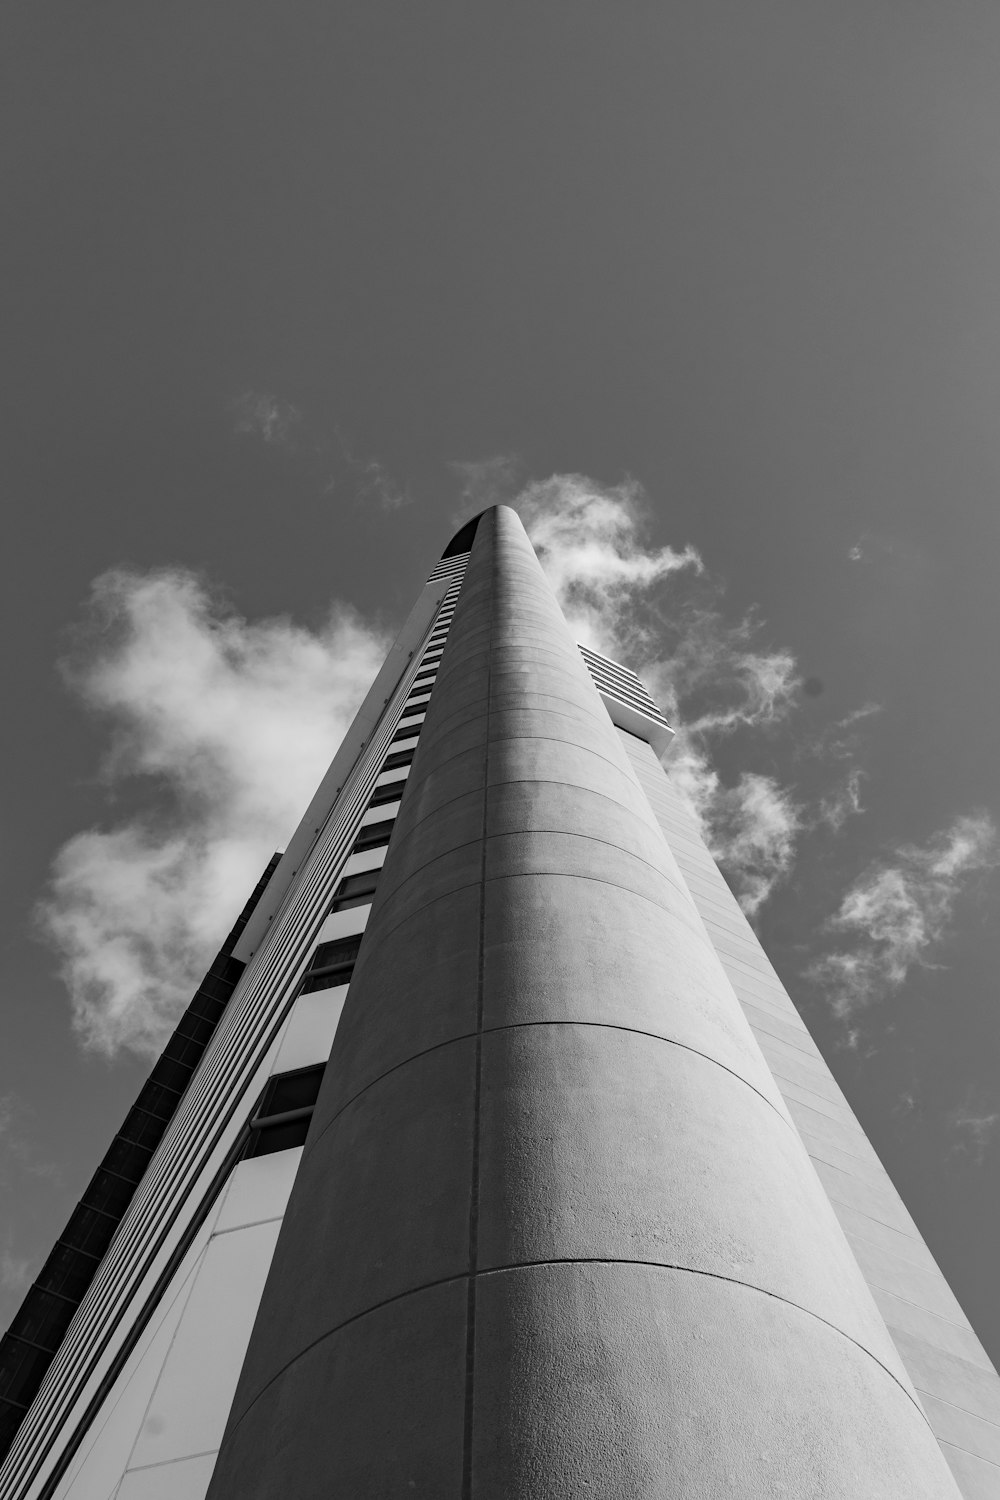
[0,1092,57,1298]
[517,473,804,917]
[229,393,410,510]
[229,391,302,446]
[819,767,866,833]
[807,812,999,1025]
[949,1103,1000,1163]
[38,568,390,1059]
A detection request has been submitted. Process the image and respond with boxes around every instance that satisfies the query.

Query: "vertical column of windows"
[295,583,460,1002]
[0,567,469,1498]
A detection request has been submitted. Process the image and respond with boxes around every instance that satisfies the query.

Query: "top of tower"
[440,511,484,558]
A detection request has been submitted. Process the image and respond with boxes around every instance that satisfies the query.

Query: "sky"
[3,0,1000,1363]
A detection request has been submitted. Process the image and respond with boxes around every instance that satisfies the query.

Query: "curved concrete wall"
[207,507,962,1497]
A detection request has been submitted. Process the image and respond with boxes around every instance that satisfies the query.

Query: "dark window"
[369,781,405,808]
[244,1065,326,1159]
[133,1078,184,1121]
[34,1242,101,1303]
[329,869,379,913]
[255,1065,325,1117]
[147,1054,195,1095]
[381,748,415,773]
[441,513,482,556]
[0,856,287,1469]
[352,818,395,853]
[412,669,436,687]
[390,724,420,744]
[300,935,362,993]
[82,1169,139,1220]
[245,1118,311,1157]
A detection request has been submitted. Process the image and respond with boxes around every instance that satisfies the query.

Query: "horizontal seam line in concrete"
[769,1075,857,1117]
[738,1002,814,1041]
[371,852,702,949]
[224,1256,931,1438]
[823,1192,927,1248]
[876,1290,980,1343]
[350,879,483,952]
[303,1019,794,1162]
[914,1386,1000,1428]
[480,730,657,783]
[937,1438,1000,1468]
[743,1022,820,1059]
[776,1088,866,1131]
[797,1142,895,1191]
[481,862,705,917]
[738,1001,809,1031]
[797,1139,894,1186]
[754,1039,843,1081]
[483,827,699,904]
[703,938,780,977]
[212,1213,286,1238]
[729,1062,839,1105]
[391,775,675,867]
[125,1448,219,1474]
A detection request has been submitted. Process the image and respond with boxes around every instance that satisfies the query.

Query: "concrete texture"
[619,728,1000,1496]
[207,507,963,1498]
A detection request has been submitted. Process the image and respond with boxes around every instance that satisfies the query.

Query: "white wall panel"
[125,1218,284,1473]
[273,989,347,1073]
[115,1452,216,1500]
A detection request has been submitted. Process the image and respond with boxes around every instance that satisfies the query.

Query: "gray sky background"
[4,1,1000,1363]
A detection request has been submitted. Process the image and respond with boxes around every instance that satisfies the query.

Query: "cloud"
[228,399,408,508]
[809,702,881,762]
[229,391,301,446]
[517,473,804,915]
[349,455,409,511]
[0,1092,57,1310]
[807,812,999,1019]
[819,767,866,832]
[325,427,410,510]
[949,1105,1000,1163]
[0,1237,32,1299]
[0,1093,56,1188]
[518,474,703,655]
[38,569,390,1059]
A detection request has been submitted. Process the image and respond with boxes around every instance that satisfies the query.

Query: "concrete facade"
[206,508,964,1498]
[620,730,1000,1497]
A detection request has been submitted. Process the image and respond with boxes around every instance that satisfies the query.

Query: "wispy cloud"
[38,569,390,1058]
[334,429,410,510]
[227,396,408,508]
[819,767,866,833]
[0,1093,55,1305]
[518,474,703,655]
[0,1093,56,1187]
[0,1237,32,1299]
[517,473,804,915]
[949,1102,1000,1163]
[229,391,302,446]
[809,702,882,762]
[807,812,999,1020]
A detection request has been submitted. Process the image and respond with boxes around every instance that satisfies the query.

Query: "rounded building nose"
[206,506,965,1500]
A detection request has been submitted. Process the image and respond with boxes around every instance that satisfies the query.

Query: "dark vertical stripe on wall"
[0,854,281,1461]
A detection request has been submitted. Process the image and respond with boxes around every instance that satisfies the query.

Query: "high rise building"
[1,507,997,1498]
